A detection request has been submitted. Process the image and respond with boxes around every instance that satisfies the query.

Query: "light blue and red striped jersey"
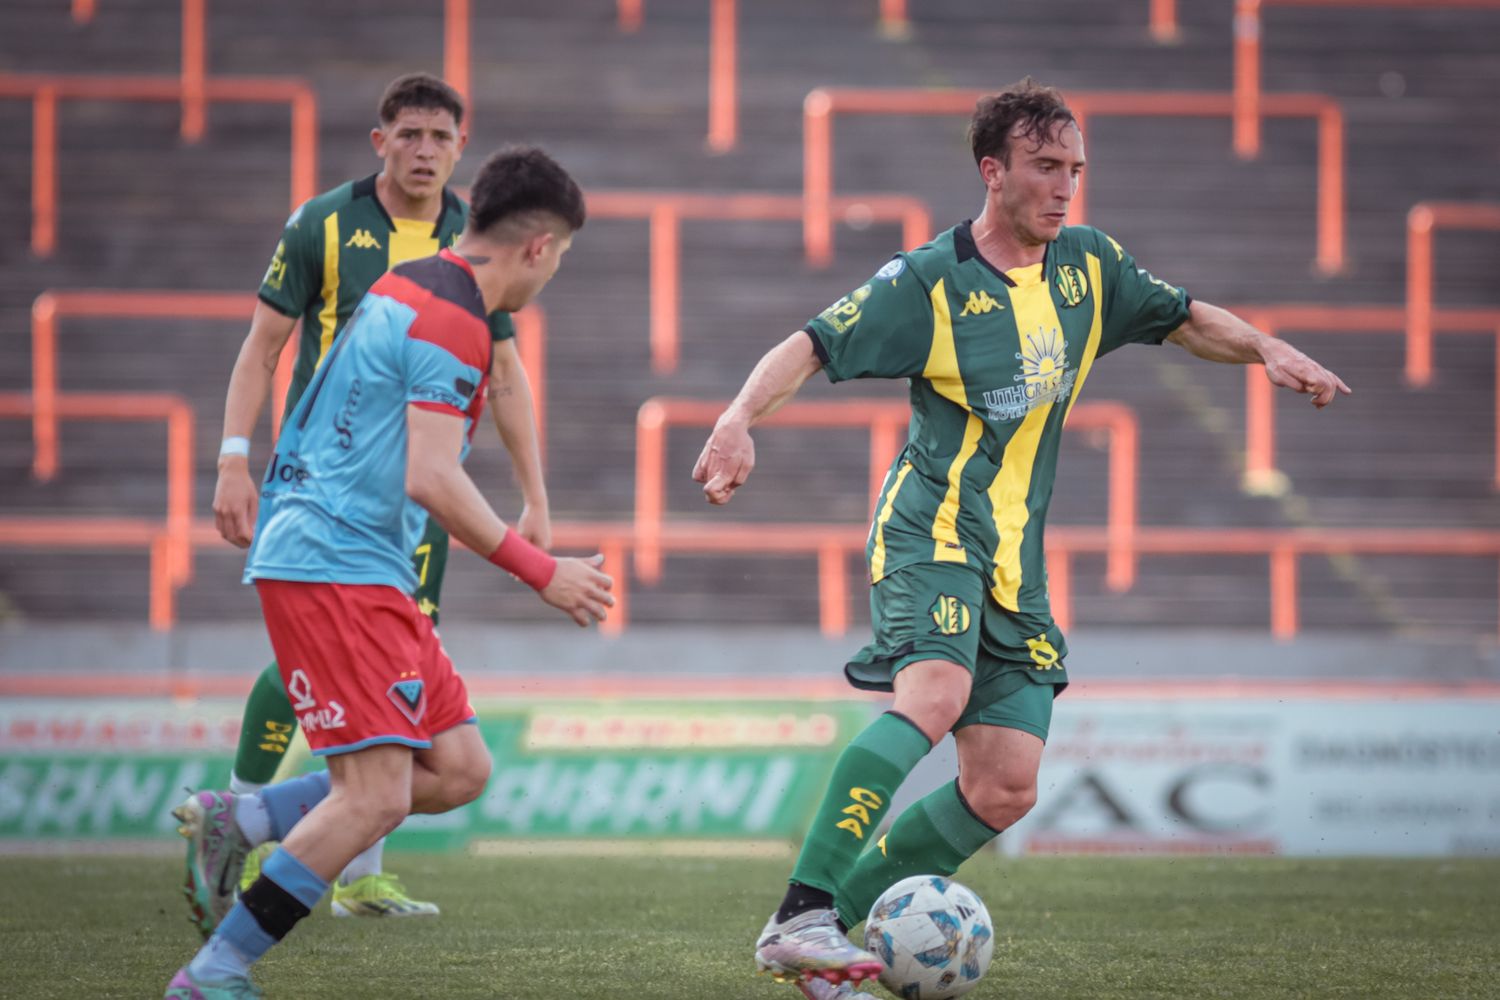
[245,248,491,592]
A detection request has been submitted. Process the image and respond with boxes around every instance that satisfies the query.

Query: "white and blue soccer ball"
[863,875,994,999]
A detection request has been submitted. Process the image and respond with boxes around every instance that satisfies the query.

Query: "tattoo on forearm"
[488,382,515,399]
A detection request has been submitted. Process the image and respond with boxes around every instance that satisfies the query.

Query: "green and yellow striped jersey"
[257,173,515,420]
[805,222,1191,614]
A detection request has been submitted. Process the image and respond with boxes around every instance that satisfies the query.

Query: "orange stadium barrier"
[64,0,209,140]
[30,291,254,482]
[1405,202,1500,387]
[0,73,317,257]
[445,0,471,117]
[1151,0,1179,40]
[30,291,550,475]
[588,190,931,374]
[632,396,1141,594]
[606,0,738,149]
[802,87,1345,274]
[1233,0,1500,157]
[1235,304,1500,492]
[1046,526,1500,640]
[0,392,194,595]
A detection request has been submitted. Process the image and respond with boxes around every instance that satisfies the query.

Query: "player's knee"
[893,689,966,742]
[355,785,412,838]
[448,749,491,808]
[962,777,1037,830]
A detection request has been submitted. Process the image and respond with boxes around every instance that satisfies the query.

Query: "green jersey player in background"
[210,73,551,918]
[693,78,1350,998]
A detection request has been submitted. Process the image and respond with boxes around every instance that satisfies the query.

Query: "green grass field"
[5,852,1498,999]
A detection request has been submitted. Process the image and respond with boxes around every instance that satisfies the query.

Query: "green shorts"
[411,516,450,624]
[845,561,1069,742]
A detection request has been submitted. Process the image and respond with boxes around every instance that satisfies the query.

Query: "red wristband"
[488,531,557,591]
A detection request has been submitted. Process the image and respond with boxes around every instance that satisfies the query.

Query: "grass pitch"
[4,852,1497,999]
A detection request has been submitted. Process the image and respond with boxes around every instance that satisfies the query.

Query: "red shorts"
[255,580,476,757]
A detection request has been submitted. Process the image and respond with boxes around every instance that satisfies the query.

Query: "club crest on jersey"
[387,677,426,725]
[1054,264,1088,307]
[983,326,1075,421]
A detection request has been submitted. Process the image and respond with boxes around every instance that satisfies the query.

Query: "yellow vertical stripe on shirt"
[988,279,1067,610]
[389,217,440,268]
[869,461,914,582]
[1063,252,1105,423]
[316,212,341,365]
[923,278,981,563]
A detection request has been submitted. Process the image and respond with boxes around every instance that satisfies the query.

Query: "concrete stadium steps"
[0,0,1496,632]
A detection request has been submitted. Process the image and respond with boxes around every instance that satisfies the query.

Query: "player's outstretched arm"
[692,331,824,505]
[406,405,612,627]
[213,302,299,547]
[487,339,551,548]
[1166,300,1352,408]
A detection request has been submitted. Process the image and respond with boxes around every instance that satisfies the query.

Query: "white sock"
[340,838,385,886]
[232,792,272,847]
[228,772,266,796]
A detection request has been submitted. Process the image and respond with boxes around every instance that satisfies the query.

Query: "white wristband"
[219,436,251,458]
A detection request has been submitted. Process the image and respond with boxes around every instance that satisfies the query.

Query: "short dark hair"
[968,77,1076,167]
[468,145,587,239]
[378,73,465,127]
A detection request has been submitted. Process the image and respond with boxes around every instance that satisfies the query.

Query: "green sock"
[789,712,932,896]
[231,662,297,786]
[834,780,1000,928]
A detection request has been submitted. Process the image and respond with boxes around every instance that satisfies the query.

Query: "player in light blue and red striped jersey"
[165,147,614,1000]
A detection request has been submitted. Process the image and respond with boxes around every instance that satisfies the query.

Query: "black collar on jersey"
[354,173,459,238]
[953,219,1050,287]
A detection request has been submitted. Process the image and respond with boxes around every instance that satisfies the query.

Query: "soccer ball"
[863,875,994,999]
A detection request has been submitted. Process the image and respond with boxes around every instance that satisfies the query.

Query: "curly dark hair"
[468,145,587,238]
[968,77,1076,167]
[378,72,465,127]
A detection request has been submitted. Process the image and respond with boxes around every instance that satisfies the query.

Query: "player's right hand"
[540,553,614,627]
[213,457,259,548]
[692,420,755,506]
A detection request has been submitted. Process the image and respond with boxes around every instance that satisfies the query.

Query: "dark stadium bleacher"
[0,0,1496,634]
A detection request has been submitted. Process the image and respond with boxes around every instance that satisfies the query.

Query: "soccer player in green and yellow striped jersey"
[208,74,551,922]
[697,79,1350,994]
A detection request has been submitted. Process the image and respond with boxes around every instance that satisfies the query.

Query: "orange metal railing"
[606,0,738,150]
[633,396,1141,594]
[0,392,194,596]
[802,87,1345,273]
[1235,304,1500,491]
[0,73,317,257]
[65,0,210,140]
[31,290,550,477]
[1151,0,1179,39]
[30,291,254,482]
[1046,526,1500,639]
[1233,0,1500,157]
[589,190,930,374]
[445,0,471,117]
[1406,202,1500,388]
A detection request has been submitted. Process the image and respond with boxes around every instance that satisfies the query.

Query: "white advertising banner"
[1005,695,1500,857]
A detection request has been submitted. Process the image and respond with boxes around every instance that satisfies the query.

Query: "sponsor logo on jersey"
[1054,264,1089,307]
[874,257,905,281]
[983,326,1076,421]
[1137,267,1183,299]
[333,377,363,450]
[818,284,872,334]
[263,241,288,291]
[928,594,972,636]
[959,290,1006,316]
[345,228,384,250]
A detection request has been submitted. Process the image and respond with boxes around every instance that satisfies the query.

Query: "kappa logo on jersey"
[1054,264,1089,307]
[345,228,384,250]
[984,326,1076,421]
[959,290,1006,316]
[387,674,426,725]
[928,594,972,636]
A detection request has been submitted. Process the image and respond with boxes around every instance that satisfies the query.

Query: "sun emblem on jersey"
[982,326,1076,422]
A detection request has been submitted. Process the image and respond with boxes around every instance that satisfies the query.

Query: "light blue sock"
[258,770,332,840]
[186,846,329,983]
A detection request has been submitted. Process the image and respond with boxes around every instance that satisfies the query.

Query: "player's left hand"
[516,501,552,549]
[1263,342,1352,408]
[693,420,755,505]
